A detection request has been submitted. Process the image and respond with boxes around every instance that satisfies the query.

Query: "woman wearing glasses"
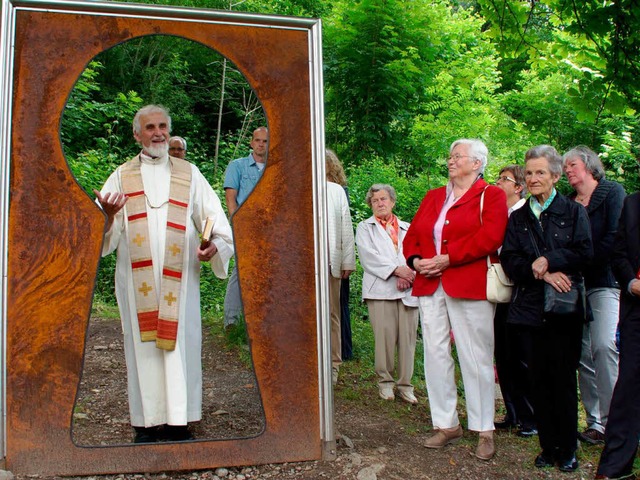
[493,165,537,437]
[403,139,508,461]
[495,166,527,214]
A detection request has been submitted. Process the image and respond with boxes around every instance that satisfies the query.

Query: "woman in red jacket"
[404,139,508,461]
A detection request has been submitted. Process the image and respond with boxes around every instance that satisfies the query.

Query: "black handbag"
[543,275,586,315]
[527,219,586,316]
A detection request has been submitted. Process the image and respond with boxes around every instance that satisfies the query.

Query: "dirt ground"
[72,316,265,445]
[16,316,606,480]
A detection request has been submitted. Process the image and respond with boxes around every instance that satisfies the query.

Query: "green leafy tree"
[477,0,640,115]
[401,3,532,178]
[346,157,439,225]
[500,68,597,150]
[324,0,438,159]
[61,61,144,193]
[598,115,640,193]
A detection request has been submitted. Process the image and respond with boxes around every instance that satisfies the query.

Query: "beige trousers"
[330,275,342,369]
[366,299,419,393]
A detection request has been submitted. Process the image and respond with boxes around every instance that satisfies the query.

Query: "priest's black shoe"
[557,455,578,472]
[534,451,555,468]
[133,426,159,443]
[164,425,194,441]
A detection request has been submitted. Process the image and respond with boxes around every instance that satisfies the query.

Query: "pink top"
[433,185,459,255]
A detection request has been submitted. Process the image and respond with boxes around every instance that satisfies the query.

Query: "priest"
[95,104,234,443]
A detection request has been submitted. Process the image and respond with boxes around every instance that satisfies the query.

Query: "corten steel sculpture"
[0,0,332,475]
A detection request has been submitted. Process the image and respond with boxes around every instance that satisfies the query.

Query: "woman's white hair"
[450,138,488,173]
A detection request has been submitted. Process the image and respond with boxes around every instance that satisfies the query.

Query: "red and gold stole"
[120,155,192,351]
[376,214,399,251]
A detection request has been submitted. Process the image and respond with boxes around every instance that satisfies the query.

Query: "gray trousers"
[579,287,620,433]
[223,264,243,327]
[330,275,342,369]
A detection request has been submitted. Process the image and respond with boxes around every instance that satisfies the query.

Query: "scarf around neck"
[376,214,399,251]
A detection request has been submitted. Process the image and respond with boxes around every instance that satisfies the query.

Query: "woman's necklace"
[575,191,592,206]
[575,179,597,206]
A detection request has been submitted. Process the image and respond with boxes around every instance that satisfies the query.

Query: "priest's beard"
[144,142,169,158]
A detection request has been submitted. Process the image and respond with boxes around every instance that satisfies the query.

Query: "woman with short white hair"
[404,138,508,461]
[501,145,593,472]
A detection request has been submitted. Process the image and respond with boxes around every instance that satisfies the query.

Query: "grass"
[91,298,120,319]
[203,312,253,368]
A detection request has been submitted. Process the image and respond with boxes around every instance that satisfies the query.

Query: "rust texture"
[7,8,320,475]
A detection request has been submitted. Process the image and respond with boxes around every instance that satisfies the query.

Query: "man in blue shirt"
[223,126,268,326]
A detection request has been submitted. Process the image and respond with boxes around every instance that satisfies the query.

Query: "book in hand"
[200,217,215,249]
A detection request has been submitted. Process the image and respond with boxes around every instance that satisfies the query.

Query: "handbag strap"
[479,187,486,225]
[526,217,543,258]
[480,187,492,269]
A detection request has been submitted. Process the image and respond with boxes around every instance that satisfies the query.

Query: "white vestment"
[100,154,234,427]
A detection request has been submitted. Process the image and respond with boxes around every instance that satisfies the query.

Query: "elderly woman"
[563,146,625,445]
[493,165,537,437]
[403,139,508,461]
[501,145,593,472]
[356,184,419,404]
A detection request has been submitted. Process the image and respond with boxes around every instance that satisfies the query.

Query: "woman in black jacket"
[563,146,625,446]
[500,145,593,473]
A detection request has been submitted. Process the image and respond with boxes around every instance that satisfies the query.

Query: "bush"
[347,156,440,225]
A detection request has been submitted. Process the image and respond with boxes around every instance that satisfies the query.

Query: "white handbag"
[481,187,513,303]
[486,259,513,303]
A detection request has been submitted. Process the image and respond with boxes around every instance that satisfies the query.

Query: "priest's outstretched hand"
[94,189,128,229]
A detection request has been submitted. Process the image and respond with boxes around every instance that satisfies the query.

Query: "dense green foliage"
[63,0,639,306]
[477,0,640,113]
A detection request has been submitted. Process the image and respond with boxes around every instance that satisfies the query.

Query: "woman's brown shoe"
[423,425,463,449]
[475,435,495,460]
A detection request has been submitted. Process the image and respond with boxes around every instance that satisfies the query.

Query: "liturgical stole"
[120,155,192,351]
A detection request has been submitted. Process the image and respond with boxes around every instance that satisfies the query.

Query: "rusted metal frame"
[3,0,331,475]
[8,0,318,29]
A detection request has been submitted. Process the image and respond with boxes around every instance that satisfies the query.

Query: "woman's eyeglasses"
[497,175,517,184]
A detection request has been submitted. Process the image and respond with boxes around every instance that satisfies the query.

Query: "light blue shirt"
[223,153,265,206]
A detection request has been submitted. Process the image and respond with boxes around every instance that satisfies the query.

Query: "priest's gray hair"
[133,105,172,134]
